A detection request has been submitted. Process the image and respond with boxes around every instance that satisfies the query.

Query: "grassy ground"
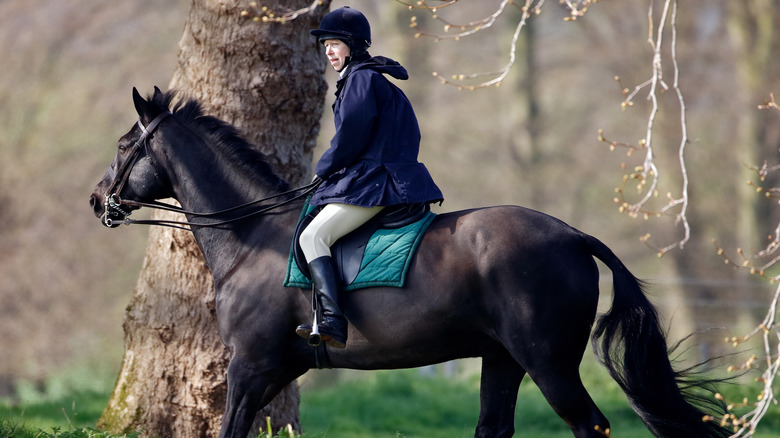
[0,364,120,438]
[298,367,643,438]
[298,366,780,438]
[1,357,779,438]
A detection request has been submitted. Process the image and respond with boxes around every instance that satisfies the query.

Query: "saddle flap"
[291,203,431,287]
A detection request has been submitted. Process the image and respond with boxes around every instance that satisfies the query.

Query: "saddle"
[291,203,431,287]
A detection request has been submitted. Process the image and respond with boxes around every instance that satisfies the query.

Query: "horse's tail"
[583,233,729,437]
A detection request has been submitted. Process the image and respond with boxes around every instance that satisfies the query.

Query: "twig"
[714,94,780,436]
[400,0,602,90]
[241,0,325,23]
[598,0,690,257]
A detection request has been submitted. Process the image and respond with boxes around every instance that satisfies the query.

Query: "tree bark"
[98,1,330,436]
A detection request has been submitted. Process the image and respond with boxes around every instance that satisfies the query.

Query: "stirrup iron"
[308,311,321,347]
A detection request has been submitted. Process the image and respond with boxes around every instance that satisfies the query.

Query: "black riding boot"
[296,256,348,348]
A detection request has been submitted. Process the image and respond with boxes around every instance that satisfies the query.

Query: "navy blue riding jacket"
[310,56,443,207]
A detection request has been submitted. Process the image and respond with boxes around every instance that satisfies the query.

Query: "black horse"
[90,87,728,438]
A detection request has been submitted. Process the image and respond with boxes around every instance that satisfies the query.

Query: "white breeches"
[299,203,385,262]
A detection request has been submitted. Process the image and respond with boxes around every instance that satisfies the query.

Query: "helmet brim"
[310,29,350,41]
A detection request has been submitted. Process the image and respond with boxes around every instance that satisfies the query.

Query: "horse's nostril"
[89,194,102,213]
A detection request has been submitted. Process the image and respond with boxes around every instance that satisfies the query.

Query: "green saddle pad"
[283,209,436,291]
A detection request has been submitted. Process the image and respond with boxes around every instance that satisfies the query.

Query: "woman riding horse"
[89,8,732,435]
[297,6,443,348]
[91,86,732,438]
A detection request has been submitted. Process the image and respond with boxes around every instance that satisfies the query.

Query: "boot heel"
[305,256,348,348]
[325,337,346,349]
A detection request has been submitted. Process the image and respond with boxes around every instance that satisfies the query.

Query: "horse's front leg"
[219,350,310,438]
[219,354,275,438]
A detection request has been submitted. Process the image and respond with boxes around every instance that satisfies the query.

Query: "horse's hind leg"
[502,296,610,436]
[528,363,611,438]
[475,347,526,438]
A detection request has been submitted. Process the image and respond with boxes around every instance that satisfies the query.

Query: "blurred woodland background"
[1,0,779,421]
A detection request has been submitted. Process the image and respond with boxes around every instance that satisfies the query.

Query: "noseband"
[102,111,171,227]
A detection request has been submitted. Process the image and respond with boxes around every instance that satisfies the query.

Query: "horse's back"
[328,205,603,368]
[422,205,597,270]
[418,205,601,322]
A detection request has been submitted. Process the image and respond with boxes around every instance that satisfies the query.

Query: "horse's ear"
[132,87,151,122]
[151,86,165,109]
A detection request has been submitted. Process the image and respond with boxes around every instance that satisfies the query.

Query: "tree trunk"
[508,15,541,207]
[98,1,330,436]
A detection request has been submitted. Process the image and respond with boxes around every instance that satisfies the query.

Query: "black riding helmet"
[310,6,371,57]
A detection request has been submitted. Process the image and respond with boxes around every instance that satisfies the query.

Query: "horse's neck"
[162,132,297,282]
[189,206,298,282]
[170,159,299,282]
[170,157,262,214]
[167,145,285,220]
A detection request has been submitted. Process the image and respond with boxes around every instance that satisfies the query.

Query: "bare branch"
[598,0,690,257]
[241,0,326,23]
[394,0,458,9]
[409,0,524,41]
[715,280,780,437]
[560,0,598,19]
[399,0,603,90]
[714,95,780,436]
[758,92,779,111]
[243,0,597,91]
[412,0,537,90]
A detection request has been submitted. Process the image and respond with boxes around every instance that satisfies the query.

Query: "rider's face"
[324,39,350,72]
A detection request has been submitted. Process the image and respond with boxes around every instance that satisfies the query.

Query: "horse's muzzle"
[89,193,128,228]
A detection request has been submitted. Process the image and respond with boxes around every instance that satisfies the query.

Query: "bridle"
[102,111,320,230]
[102,111,171,227]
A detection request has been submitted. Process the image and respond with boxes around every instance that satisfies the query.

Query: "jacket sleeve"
[315,71,379,178]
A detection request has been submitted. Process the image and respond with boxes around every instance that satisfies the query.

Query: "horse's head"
[89,87,175,227]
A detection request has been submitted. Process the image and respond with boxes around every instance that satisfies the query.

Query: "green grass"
[0,420,133,438]
[0,364,120,438]
[2,357,780,438]
[1,385,109,429]
[298,367,646,438]
[297,360,780,438]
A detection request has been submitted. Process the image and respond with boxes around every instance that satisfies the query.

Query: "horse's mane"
[149,89,290,193]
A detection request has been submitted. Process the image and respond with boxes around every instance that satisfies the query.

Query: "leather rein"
[102,112,320,231]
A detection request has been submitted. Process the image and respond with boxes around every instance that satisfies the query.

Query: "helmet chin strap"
[338,57,351,75]
[338,51,370,76]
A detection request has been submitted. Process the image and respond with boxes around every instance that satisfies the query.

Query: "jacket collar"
[334,54,408,99]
